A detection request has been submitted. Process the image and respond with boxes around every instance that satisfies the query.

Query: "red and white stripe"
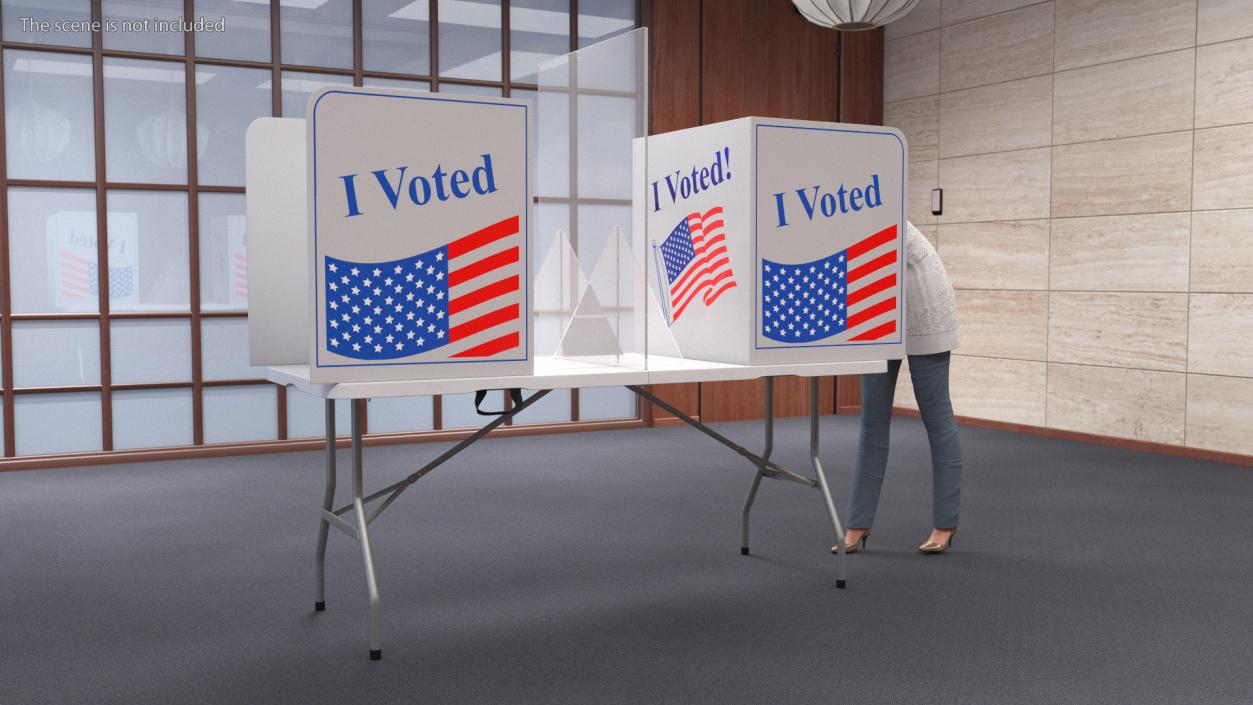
[844,224,899,342]
[232,252,248,301]
[446,215,523,359]
[60,250,92,300]
[670,206,737,321]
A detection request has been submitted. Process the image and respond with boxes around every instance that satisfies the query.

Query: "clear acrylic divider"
[535,28,648,371]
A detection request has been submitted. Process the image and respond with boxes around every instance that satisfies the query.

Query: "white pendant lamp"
[792,0,923,30]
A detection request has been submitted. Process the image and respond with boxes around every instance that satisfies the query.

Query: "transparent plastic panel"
[535,28,646,370]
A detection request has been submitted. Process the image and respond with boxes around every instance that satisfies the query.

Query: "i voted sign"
[307,87,532,383]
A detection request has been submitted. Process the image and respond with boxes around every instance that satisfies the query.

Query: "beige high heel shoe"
[831,528,871,554]
[918,528,956,554]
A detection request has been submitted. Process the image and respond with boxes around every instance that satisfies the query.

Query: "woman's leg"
[845,359,903,529]
[907,352,962,529]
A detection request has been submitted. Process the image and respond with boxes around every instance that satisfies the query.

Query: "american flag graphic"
[761,224,899,344]
[59,250,93,301]
[323,215,522,361]
[90,264,136,298]
[657,206,736,323]
[232,251,248,302]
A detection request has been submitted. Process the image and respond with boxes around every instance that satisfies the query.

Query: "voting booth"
[246,30,899,660]
[246,87,533,383]
[635,117,907,366]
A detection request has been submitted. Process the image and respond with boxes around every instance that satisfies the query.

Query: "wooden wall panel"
[644,1,883,424]
[697,0,840,421]
[645,0,703,423]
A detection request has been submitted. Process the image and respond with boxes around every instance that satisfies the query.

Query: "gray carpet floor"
[2,414,1252,705]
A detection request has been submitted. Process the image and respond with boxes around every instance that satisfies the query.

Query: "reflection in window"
[110,319,192,384]
[6,187,98,313]
[280,0,353,69]
[361,77,431,92]
[510,0,569,84]
[279,71,353,118]
[203,386,277,443]
[577,0,635,48]
[2,0,92,47]
[101,0,184,55]
[198,192,248,311]
[15,393,103,456]
[438,0,502,81]
[364,0,431,75]
[112,389,194,449]
[437,82,502,97]
[4,51,96,181]
[197,65,272,186]
[104,57,207,184]
[11,320,101,387]
[196,0,272,62]
[104,190,190,312]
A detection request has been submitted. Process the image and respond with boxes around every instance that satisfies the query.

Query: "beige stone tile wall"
[883,0,1253,456]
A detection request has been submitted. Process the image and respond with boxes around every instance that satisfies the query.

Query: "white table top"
[266,354,887,400]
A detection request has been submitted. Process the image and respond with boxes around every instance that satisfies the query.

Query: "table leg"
[809,377,847,588]
[350,399,383,659]
[314,399,336,612]
[740,377,774,555]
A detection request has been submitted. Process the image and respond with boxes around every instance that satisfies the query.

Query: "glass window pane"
[510,0,568,84]
[362,76,430,92]
[196,0,271,62]
[280,70,352,117]
[197,65,271,186]
[7,187,98,313]
[577,0,634,48]
[104,57,200,184]
[102,0,184,55]
[112,388,194,449]
[366,396,434,433]
[439,0,501,81]
[15,393,102,455]
[286,389,351,438]
[203,385,276,443]
[2,0,92,47]
[577,94,635,198]
[576,203,630,276]
[280,0,352,69]
[363,0,430,75]
[109,319,192,383]
[440,392,487,429]
[202,317,266,380]
[198,192,247,310]
[512,388,570,424]
[436,82,501,97]
[105,190,190,312]
[12,320,101,387]
[577,386,634,419]
[4,50,95,181]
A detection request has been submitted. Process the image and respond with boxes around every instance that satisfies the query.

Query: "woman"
[835,221,962,555]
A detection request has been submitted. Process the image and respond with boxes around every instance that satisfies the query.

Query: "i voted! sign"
[307,87,533,383]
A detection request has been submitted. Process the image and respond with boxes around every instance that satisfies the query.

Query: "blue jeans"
[846,351,962,530]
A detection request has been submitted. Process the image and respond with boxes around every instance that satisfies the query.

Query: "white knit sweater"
[903,221,960,355]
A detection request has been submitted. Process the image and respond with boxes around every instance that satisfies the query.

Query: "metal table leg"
[314,399,336,612]
[350,399,384,660]
[740,377,773,555]
[809,377,848,588]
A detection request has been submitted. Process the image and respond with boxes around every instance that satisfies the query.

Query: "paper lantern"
[136,107,209,170]
[792,0,923,30]
[10,98,71,163]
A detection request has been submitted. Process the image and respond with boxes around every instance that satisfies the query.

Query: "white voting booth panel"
[246,118,309,367]
[635,117,908,366]
[307,88,533,383]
